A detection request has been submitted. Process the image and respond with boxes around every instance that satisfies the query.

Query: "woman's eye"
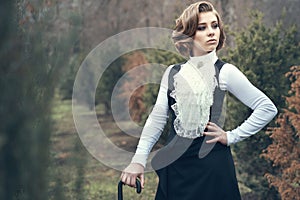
[212,23,219,29]
[197,26,206,31]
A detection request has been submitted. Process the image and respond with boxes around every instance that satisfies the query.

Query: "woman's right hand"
[120,163,145,189]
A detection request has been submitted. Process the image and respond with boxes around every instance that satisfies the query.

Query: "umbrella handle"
[118,179,142,200]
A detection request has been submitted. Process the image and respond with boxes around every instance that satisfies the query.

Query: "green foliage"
[223,10,300,198]
[225,11,299,108]
[0,1,57,200]
[0,1,78,199]
[96,53,125,114]
[59,12,85,100]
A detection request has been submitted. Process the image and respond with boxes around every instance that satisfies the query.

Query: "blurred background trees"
[223,11,299,199]
[262,66,300,200]
[0,0,83,199]
[0,0,74,199]
[1,0,299,199]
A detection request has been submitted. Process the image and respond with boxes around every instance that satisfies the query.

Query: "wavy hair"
[172,1,226,57]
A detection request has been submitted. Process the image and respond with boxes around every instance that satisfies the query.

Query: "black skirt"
[152,136,241,200]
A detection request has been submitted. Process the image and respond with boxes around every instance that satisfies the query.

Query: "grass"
[49,98,158,199]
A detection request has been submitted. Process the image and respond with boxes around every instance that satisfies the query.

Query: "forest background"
[1,0,299,199]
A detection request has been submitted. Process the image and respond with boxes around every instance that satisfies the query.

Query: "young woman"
[120,1,277,199]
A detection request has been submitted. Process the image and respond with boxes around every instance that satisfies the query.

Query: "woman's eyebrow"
[198,20,218,25]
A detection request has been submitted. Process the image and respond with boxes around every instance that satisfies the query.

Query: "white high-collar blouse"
[131,51,278,167]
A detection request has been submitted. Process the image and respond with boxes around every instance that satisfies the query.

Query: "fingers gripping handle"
[118,179,142,200]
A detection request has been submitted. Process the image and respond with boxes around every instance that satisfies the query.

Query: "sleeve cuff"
[226,131,238,146]
[131,153,148,168]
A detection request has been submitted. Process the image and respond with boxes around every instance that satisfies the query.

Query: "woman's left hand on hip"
[204,122,228,145]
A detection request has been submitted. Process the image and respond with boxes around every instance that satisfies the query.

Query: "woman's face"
[193,12,220,56]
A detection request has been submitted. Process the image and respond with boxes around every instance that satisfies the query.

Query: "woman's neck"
[192,48,213,57]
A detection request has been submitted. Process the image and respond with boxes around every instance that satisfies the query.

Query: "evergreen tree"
[223,11,299,198]
[261,65,300,200]
[0,1,74,199]
[59,12,85,100]
[96,53,125,114]
[0,0,56,200]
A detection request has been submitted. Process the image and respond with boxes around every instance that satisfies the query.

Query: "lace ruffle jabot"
[170,51,217,139]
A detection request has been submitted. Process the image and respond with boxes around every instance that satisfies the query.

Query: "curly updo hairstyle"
[172,1,226,57]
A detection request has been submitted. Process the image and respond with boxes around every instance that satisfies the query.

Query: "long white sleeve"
[219,64,278,145]
[131,66,173,167]
[131,62,278,167]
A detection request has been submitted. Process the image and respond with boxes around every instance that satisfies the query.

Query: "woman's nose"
[207,27,215,36]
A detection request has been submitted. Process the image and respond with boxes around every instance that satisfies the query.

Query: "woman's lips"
[207,39,217,44]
